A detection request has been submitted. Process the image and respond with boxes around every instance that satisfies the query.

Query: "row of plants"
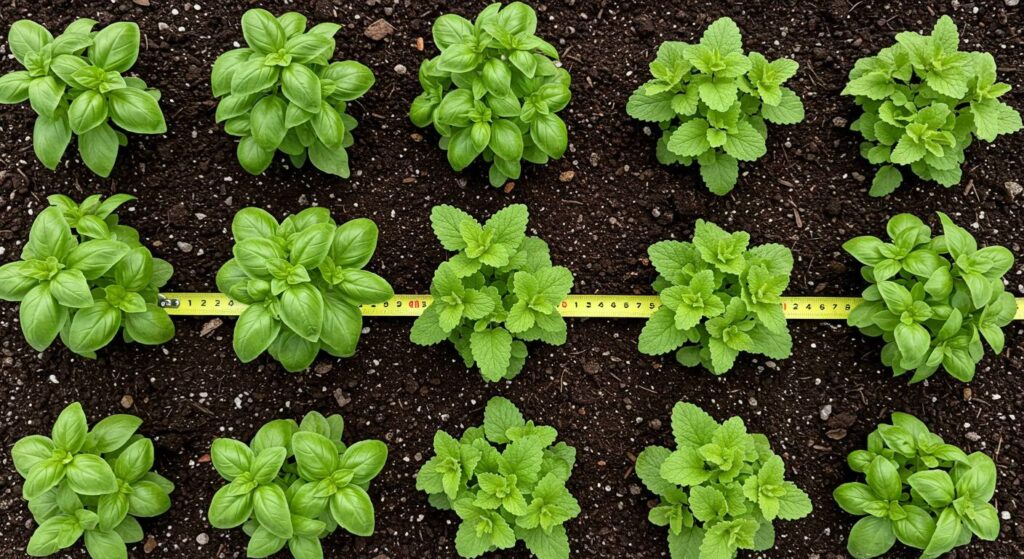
[13,400,999,559]
[2,8,1020,192]
[1,194,1016,385]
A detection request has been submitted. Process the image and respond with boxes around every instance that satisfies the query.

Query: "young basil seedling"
[636,402,812,559]
[835,412,1000,558]
[410,2,572,188]
[626,18,804,195]
[211,9,375,177]
[216,207,394,372]
[0,19,167,177]
[410,204,575,382]
[207,411,387,558]
[638,220,794,374]
[844,16,1022,196]
[0,194,175,356]
[417,396,580,558]
[12,402,174,559]
[844,212,1015,383]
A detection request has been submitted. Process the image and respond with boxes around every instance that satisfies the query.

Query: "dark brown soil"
[1,1,1023,558]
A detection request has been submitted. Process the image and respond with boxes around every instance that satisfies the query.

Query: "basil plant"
[12,402,174,559]
[212,9,375,177]
[208,411,388,558]
[0,194,175,356]
[844,212,1016,383]
[835,413,1000,558]
[410,2,572,187]
[0,19,167,177]
[216,207,394,372]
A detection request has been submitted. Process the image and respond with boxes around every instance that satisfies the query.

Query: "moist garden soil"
[1,0,1023,557]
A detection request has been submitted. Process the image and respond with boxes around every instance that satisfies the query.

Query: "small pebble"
[965,432,981,442]
[176,241,193,253]
[820,404,833,421]
[196,533,209,545]
[394,64,407,75]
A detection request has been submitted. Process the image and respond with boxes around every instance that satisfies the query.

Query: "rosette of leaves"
[409,204,574,382]
[638,220,793,374]
[626,18,804,195]
[0,19,167,177]
[834,412,999,558]
[843,212,1015,383]
[636,402,812,559]
[843,16,1022,196]
[216,207,394,372]
[12,402,174,559]
[416,397,580,559]
[208,411,388,558]
[211,9,375,177]
[0,194,175,357]
[409,2,571,188]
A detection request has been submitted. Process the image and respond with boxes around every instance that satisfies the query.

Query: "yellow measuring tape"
[158,293,1024,321]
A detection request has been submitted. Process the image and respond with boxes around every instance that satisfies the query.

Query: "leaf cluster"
[834,412,999,559]
[12,403,174,559]
[208,411,388,559]
[216,207,394,372]
[843,16,1023,196]
[410,2,571,187]
[0,19,166,176]
[410,204,574,382]
[0,194,175,356]
[416,397,580,559]
[212,9,375,177]
[638,220,793,374]
[636,403,812,559]
[626,18,804,195]
[844,212,1015,383]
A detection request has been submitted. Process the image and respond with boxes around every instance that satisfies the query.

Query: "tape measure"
[156,293,1024,320]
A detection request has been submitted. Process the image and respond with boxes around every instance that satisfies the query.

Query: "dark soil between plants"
[1,1,1023,558]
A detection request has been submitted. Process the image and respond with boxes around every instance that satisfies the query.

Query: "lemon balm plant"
[0,19,166,176]
[843,213,1015,383]
[416,397,580,558]
[844,16,1022,196]
[834,413,999,558]
[410,204,575,382]
[208,411,387,558]
[410,2,571,187]
[0,194,175,356]
[216,207,393,372]
[212,9,375,177]
[636,403,812,559]
[12,403,174,559]
[626,18,804,195]
[638,220,794,374]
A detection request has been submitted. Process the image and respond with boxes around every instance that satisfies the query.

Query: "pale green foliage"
[0,194,175,356]
[844,16,1022,196]
[637,402,812,559]
[208,411,388,559]
[0,19,166,176]
[410,204,574,382]
[835,413,999,559]
[410,2,571,187]
[844,213,1015,383]
[216,207,393,372]
[638,220,793,374]
[626,18,804,195]
[12,403,174,559]
[416,397,579,559]
[211,9,375,177]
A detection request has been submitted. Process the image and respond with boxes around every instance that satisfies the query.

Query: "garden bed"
[1,0,1022,557]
